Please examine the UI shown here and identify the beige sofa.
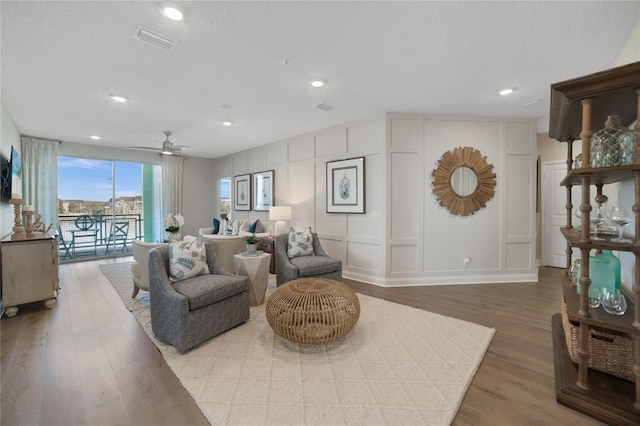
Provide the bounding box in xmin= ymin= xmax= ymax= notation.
xmin=198 ymin=227 xmax=270 ymax=273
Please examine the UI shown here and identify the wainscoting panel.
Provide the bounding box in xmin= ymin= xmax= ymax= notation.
xmin=390 ymin=244 xmax=418 ymax=273
xmin=348 ymin=119 xmax=385 ymax=154
xmin=232 ymin=153 xmax=248 ymax=174
xmin=266 ymin=143 xmax=288 ymax=167
xmin=391 ymin=152 xmax=418 ymax=240
xmin=390 ymin=118 xmax=419 ymax=151
xmin=315 ymin=129 xmax=346 ymax=158
xmin=288 ymin=162 xmax=315 ymax=229
xmin=288 ymin=136 xmax=314 ymax=162
xmin=248 ymin=148 xmax=267 ymax=172
xmin=506 ymin=153 xmax=534 ymax=238
xmin=346 ymin=240 xmax=383 ymax=272
xmin=506 ymin=241 xmax=533 ymax=270
xmin=506 ymin=121 xmax=535 ymax=155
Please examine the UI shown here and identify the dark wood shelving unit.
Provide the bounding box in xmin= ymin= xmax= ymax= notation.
xmin=550 ymin=61 xmax=640 ymax=423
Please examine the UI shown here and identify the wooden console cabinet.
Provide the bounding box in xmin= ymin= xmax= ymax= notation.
xmin=257 ymin=237 xmax=276 ymax=274
xmin=550 ymin=61 xmax=640 ymax=424
xmin=1 ymin=231 xmax=60 ymax=317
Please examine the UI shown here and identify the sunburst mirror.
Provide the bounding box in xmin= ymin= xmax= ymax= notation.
xmin=431 ymin=146 xmax=496 ymax=216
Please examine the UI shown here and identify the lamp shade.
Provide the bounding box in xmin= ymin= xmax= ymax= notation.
xmin=269 ymin=206 xmax=291 ymax=221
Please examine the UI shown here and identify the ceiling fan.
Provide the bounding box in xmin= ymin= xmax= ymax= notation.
xmin=127 ymin=131 xmax=189 ymax=156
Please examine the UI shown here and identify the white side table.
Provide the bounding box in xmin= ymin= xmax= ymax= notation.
xmin=233 ymin=252 xmax=271 ymax=306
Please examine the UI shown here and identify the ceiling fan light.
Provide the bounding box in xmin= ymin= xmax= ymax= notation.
xmin=161 ymin=149 xmax=173 ymax=155
xmin=90 ymin=135 xmax=101 ymax=140
xmin=310 ymin=79 xmax=326 ymax=88
xmin=161 ymin=3 xmax=184 ymax=21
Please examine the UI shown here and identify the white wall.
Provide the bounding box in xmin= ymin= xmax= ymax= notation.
xmin=1 ymin=100 xmax=22 ymax=239
xmin=387 ymin=115 xmax=537 ymax=286
xmin=213 ymin=113 xmax=537 ymax=286
xmin=212 ymin=117 xmax=387 ymax=283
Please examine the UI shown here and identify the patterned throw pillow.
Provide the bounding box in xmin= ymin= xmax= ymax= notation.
xmin=168 ymin=236 xmax=210 ymax=282
xmin=287 ymin=227 xmax=314 ymax=258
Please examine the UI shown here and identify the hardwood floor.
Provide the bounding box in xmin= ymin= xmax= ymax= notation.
xmin=1 ymin=260 xmax=603 ymax=425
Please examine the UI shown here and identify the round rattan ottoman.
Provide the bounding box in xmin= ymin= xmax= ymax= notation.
xmin=266 ymin=278 xmax=360 ymax=344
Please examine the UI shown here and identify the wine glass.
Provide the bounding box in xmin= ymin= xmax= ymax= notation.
xmin=601 ymin=288 xmax=627 ymax=315
xmin=589 ymin=206 xmax=605 ymax=241
xmin=609 ymin=206 xmax=632 ymax=243
xmin=588 ymin=285 xmax=601 ymax=308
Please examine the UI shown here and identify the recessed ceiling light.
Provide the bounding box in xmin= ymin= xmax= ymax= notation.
xmin=498 ymin=88 xmax=514 ymax=96
xmin=161 ymin=3 xmax=184 ymax=21
xmin=90 ymin=135 xmax=101 ymax=140
xmin=222 ymin=120 xmax=233 ymax=126
xmin=310 ymin=79 xmax=326 ymax=88
xmin=110 ymin=95 xmax=128 ymax=103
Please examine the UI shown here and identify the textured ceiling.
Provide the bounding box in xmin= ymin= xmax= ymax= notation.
xmin=2 ymin=1 xmax=640 ymax=159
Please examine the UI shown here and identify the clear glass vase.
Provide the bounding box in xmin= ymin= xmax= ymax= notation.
xmin=590 ymin=115 xmax=637 ymax=167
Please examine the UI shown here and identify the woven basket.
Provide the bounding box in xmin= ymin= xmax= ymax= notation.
xmin=560 ymin=296 xmax=634 ymax=382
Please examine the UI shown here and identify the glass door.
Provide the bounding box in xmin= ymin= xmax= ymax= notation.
xmin=57 ymin=156 xmax=161 ymax=261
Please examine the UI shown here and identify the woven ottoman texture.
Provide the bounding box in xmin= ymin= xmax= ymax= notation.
xmin=266 ymin=278 xmax=360 ymax=344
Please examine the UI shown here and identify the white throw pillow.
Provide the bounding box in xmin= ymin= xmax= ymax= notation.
xmin=287 ymin=227 xmax=314 ymax=258
xmin=168 ymin=236 xmax=210 ymax=282
xmin=232 ymin=220 xmax=241 ymax=236
xmin=239 ymin=220 xmax=251 ymax=232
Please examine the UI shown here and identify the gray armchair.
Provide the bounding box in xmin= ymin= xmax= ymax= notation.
xmin=275 ymin=232 xmax=342 ymax=286
xmin=148 ymin=241 xmax=250 ymax=353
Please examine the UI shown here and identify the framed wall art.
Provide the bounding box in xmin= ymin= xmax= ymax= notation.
xmin=253 ymin=170 xmax=274 ymax=211
xmin=326 ymin=157 xmax=365 ymax=213
xmin=233 ymin=174 xmax=251 ymax=211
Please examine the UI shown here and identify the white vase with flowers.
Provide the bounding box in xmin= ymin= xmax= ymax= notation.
xmin=164 ymin=213 xmax=185 ymax=241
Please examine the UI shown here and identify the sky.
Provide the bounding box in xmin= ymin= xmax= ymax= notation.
xmin=58 ymin=156 xmax=142 ymax=201
xmin=220 ymin=178 xmax=230 ymax=199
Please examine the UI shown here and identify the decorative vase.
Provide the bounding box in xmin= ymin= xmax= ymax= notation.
xmin=590 ymin=115 xmax=637 ymax=167
xmin=599 ymin=250 xmax=621 ymax=290
xmin=167 ymin=231 xmax=181 ymax=241
xmin=576 ymin=254 xmax=616 ymax=296
xmin=246 ymin=243 xmax=257 ymax=253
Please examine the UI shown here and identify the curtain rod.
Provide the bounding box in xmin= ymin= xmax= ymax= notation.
xmin=20 ymin=135 xmax=62 ymax=143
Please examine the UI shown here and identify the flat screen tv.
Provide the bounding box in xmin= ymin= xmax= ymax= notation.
xmin=10 ymin=145 xmax=22 ymax=199
xmin=1 ymin=145 xmax=22 ymax=201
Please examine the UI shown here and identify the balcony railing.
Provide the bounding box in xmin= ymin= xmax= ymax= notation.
xmin=58 ymin=213 xmax=143 ymax=261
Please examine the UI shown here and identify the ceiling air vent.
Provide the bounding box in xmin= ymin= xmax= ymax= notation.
xmin=133 ymin=26 xmax=176 ymax=50
xmin=315 ymin=103 xmax=334 ymax=112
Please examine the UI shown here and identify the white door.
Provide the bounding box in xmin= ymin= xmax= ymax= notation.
xmin=542 ymin=162 xmax=620 ymax=268
xmin=543 ymin=162 xmax=572 ymax=268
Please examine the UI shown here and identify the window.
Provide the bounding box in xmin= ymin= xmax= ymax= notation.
xmin=57 ymin=156 xmax=162 ymax=260
xmin=220 ymin=177 xmax=230 ymax=216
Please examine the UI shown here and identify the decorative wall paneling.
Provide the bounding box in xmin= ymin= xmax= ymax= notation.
xmin=214 ymin=113 xmax=536 ymax=286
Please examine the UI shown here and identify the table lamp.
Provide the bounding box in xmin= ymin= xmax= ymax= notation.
xmin=269 ymin=206 xmax=291 ymax=236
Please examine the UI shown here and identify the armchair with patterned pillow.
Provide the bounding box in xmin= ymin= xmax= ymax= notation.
xmin=274 ymin=228 xmax=342 ymax=286
xmin=148 ymin=237 xmax=249 ymax=353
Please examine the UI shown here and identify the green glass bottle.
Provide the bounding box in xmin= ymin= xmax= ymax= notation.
xmin=599 ymin=250 xmax=621 ymax=290
xmin=576 ymin=254 xmax=615 ymax=295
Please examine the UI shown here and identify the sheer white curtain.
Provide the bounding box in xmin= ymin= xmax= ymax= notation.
xmin=162 ymin=155 xmax=183 ymax=220
xmin=21 ymin=136 xmax=59 ymax=228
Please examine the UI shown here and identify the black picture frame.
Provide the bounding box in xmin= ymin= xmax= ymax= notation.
xmin=253 ymin=170 xmax=274 ymax=211
xmin=326 ymin=157 xmax=365 ymax=213
xmin=233 ymin=174 xmax=251 ymax=211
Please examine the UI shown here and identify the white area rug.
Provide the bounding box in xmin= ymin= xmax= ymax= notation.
xmin=100 ymin=262 xmax=495 ymax=425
